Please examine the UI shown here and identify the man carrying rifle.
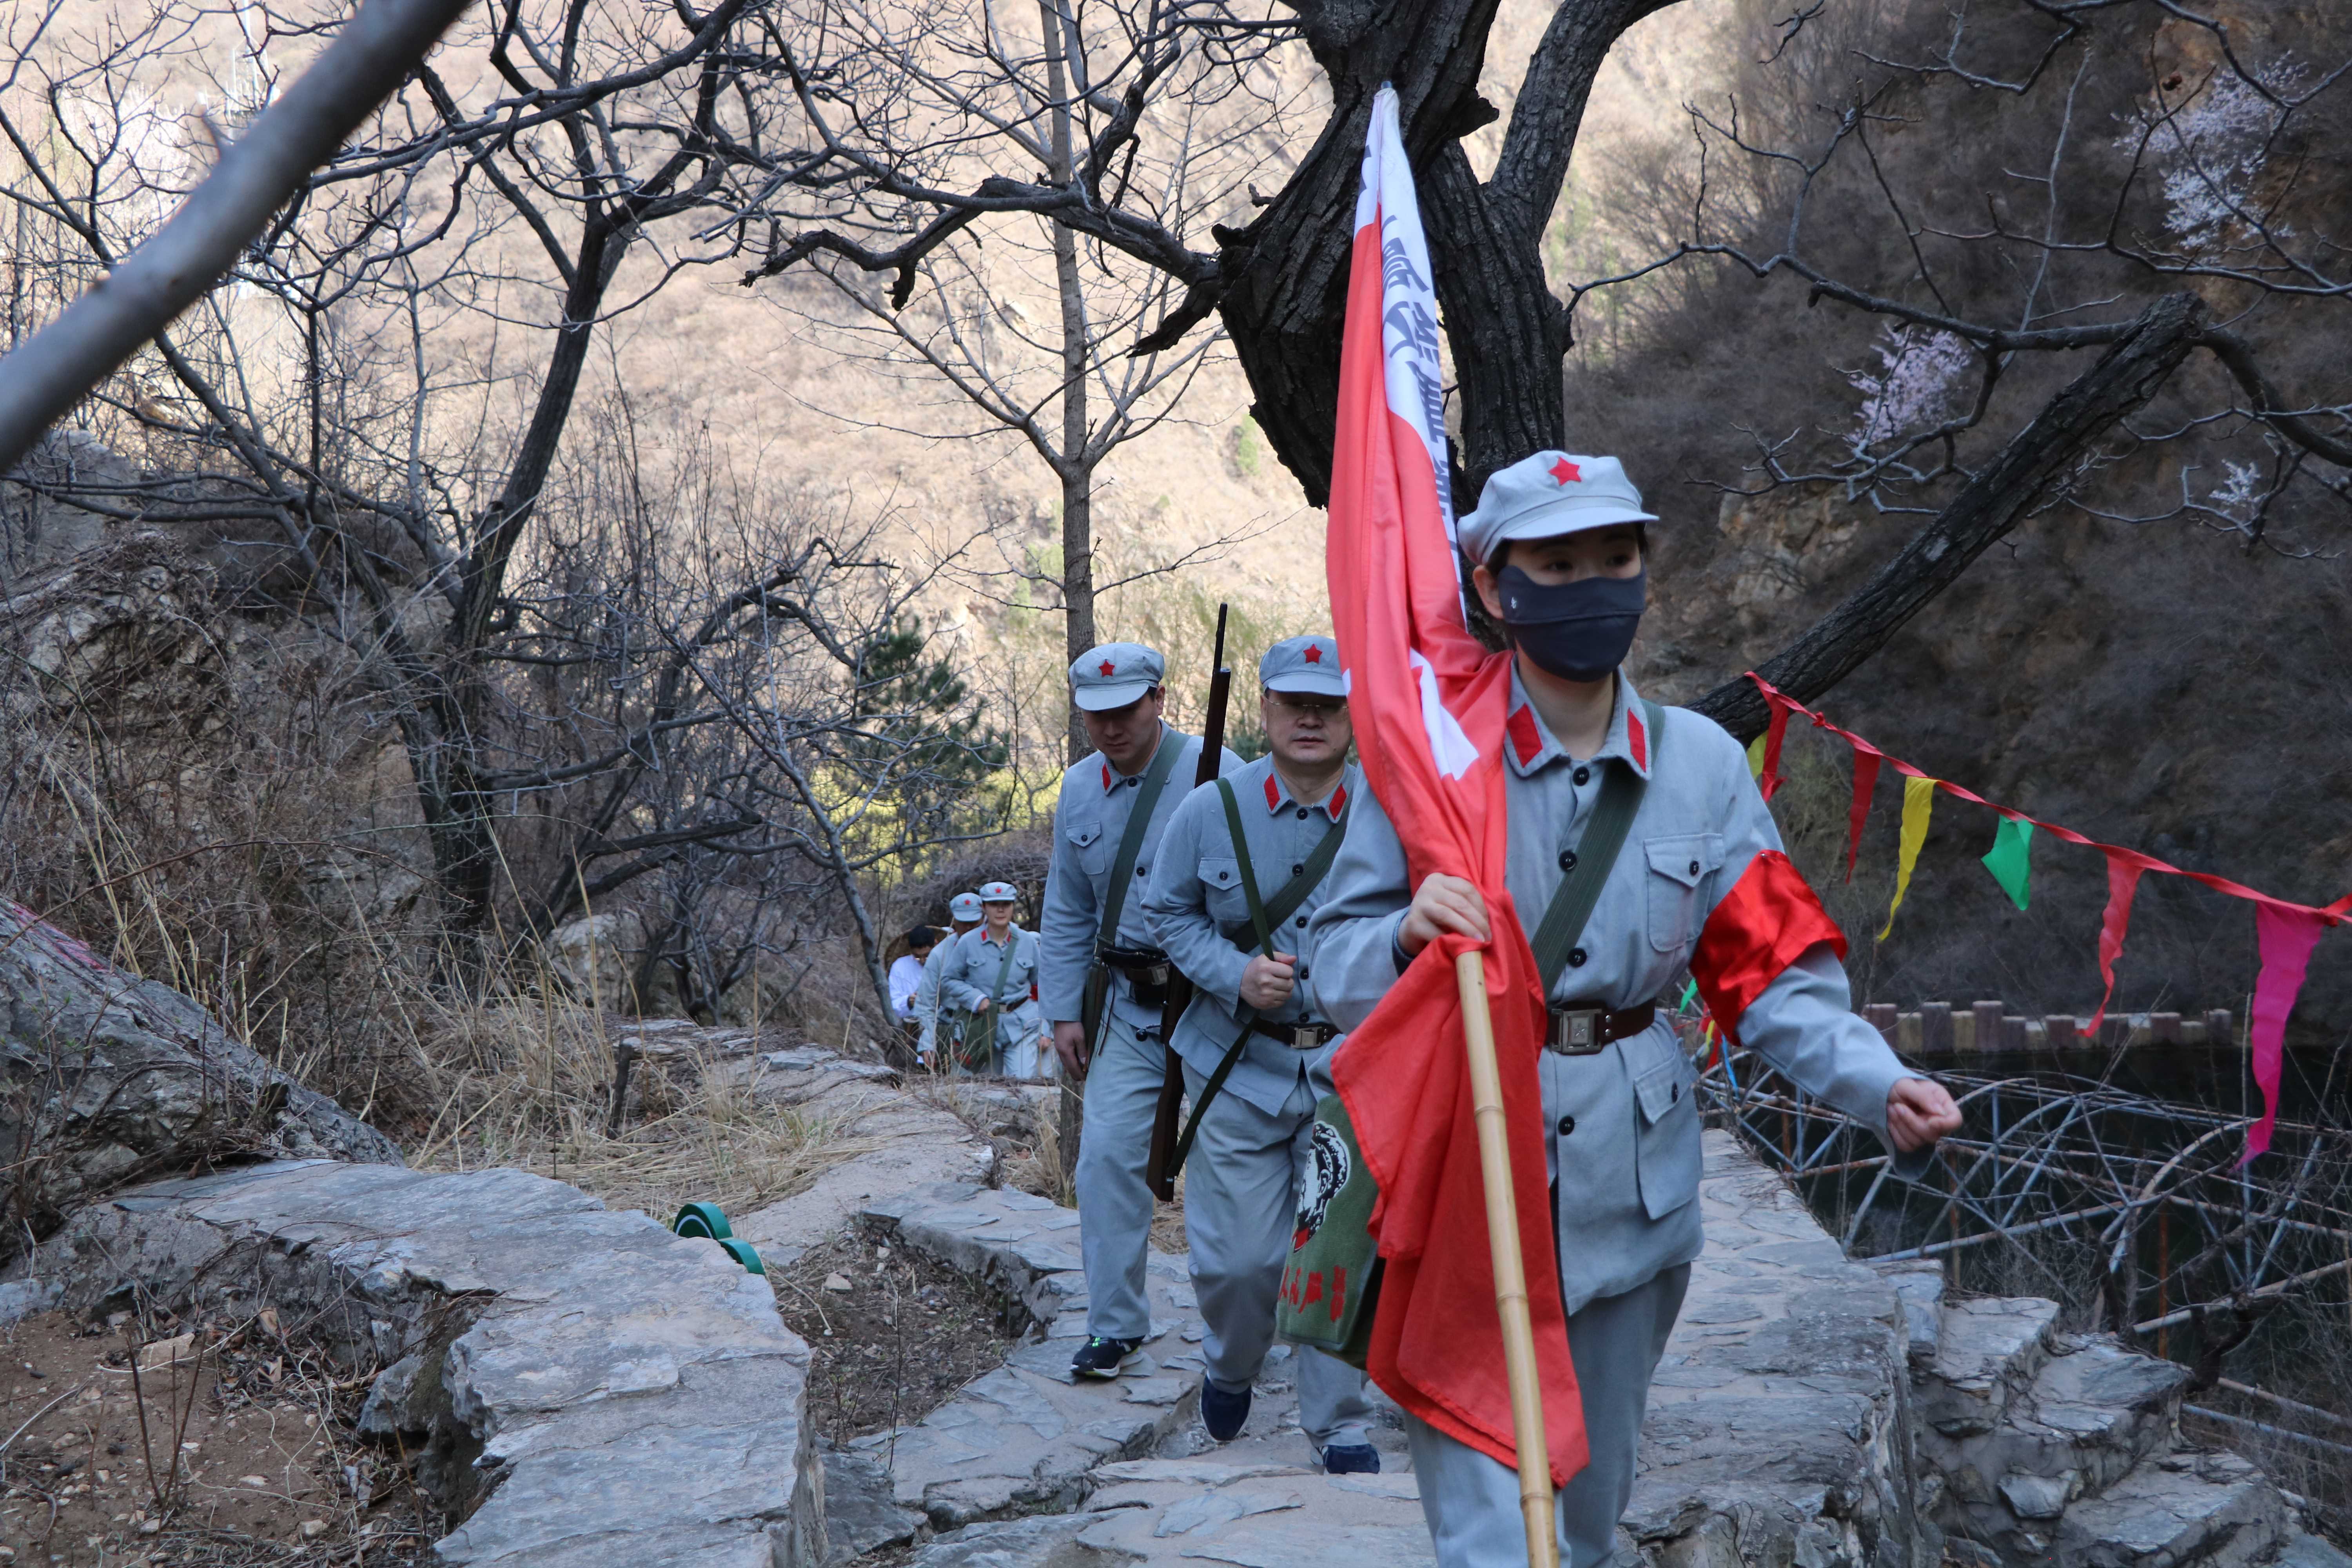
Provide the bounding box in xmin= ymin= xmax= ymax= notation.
xmin=1141 ymin=634 xmax=1377 ymax=1472
xmin=1041 ymin=642 xmax=1243 ymax=1380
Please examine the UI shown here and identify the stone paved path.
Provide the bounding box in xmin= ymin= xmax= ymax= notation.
xmin=855 ymin=1131 xmax=1920 ymax=1568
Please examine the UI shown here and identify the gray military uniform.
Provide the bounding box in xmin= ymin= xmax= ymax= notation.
xmin=939 ymin=925 xmax=1043 ymax=1075
xmin=1142 ymin=754 xmax=1373 ymax=1455
xmin=914 ymin=936 xmax=962 ymax=1059
xmin=1308 ymin=671 xmax=1920 ymax=1567
xmin=1040 ymin=722 xmax=1244 ymax=1343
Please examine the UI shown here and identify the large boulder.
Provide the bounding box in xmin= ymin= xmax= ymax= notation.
xmin=0 ymin=898 xmax=401 ymax=1238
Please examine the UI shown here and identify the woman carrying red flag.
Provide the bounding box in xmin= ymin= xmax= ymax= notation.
xmin=1307 ymin=448 xmax=1964 ymax=1568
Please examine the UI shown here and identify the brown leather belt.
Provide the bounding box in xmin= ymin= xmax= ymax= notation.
xmin=1545 ymin=1000 xmax=1659 ymax=1056
xmin=1250 ymin=1018 xmax=1339 ymax=1050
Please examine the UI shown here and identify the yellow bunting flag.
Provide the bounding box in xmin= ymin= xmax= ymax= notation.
xmin=1877 ymin=774 xmax=1939 ymax=940
xmin=1746 ymin=733 xmax=1767 ymax=779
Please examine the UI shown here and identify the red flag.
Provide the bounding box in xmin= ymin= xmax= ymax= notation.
xmin=1325 ymin=85 xmax=1586 ymax=1486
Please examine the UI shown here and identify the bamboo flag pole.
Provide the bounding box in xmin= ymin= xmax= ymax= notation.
xmin=1455 ymin=948 xmax=1558 ymax=1568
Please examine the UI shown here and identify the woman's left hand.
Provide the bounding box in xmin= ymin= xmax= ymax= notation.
xmin=1887 ymin=1077 xmax=1963 ymax=1152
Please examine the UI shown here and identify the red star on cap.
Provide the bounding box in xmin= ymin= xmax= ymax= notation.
xmin=1303 ymin=646 xmax=1322 ymax=663
xmin=1550 ymin=457 xmax=1583 ymax=485
xmin=1098 ymin=659 xmax=1117 ymax=677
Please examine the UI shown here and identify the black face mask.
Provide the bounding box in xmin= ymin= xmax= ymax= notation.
xmin=1493 ymin=566 xmax=1646 ymax=682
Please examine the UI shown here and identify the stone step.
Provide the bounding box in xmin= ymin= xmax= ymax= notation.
xmin=1918 ymin=1295 xmax=2063 ymax=1439
xmin=1925 ymin=1333 xmax=2193 ymax=1550
xmin=1869 ymin=1258 xmax=1947 ymax=1369
xmin=2047 ymin=1449 xmax=2287 ymax=1568
xmin=2277 ymin=1531 xmax=2352 ymax=1568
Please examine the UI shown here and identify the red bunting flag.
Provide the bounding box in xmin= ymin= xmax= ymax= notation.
xmin=2246 ymin=906 xmax=2326 ymax=1164
xmin=1844 ymin=750 xmax=1880 ymax=884
xmin=2086 ymin=854 xmax=2145 ymax=1042
xmin=1757 ymin=691 xmax=1793 ymax=803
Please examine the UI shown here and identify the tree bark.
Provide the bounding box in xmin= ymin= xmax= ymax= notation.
xmin=1688 ymin=292 xmax=2206 ymax=739
xmin=1040 ymin=0 xmax=1097 ymax=768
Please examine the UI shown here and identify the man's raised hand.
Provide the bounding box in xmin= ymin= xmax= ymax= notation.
xmin=1240 ymin=953 xmax=1297 ymax=1011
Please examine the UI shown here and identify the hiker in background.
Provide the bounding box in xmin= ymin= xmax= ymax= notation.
xmin=916 ymin=893 xmax=983 ymax=1071
xmin=1142 ymin=633 xmax=1377 ymax=1473
xmin=1307 ymin=451 xmax=1962 ymax=1568
xmin=940 ymin=881 xmax=1043 ymax=1076
xmin=890 ymin=926 xmax=937 ymax=1029
xmin=1040 ymin=642 xmax=1245 ymax=1380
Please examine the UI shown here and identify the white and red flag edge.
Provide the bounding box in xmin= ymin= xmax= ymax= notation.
xmin=1325 ymin=83 xmax=1590 ymax=1486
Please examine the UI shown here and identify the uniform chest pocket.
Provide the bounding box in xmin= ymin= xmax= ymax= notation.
xmin=1644 ymin=833 xmax=1722 ymax=954
xmin=1197 ymin=855 xmax=1249 ymax=921
xmin=1066 ymin=820 xmax=1108 ymax=878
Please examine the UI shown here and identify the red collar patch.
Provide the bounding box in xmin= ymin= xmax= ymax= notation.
xmin=1506 ymin=704 xmax=1544 ymax=769
xmin=1100 ymin=762 xmax=1112 ymax=791
xmin=1263 ymin=774 xmax=1282 ymax=812
xmin=1330 ymin=783 xmax=1348 ymax=817
xmin=1627 ymin=705 xmax=1649 ymax=773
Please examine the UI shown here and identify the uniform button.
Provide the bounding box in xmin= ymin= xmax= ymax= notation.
xmin=1556 ymin=1115 xmax=1576 ymax=1136
xmin=1567 ymin=947 xmax=1587 ymax=967
xmin=1572 ymin=766 xmax=1590 ymax=786
xmin=1688 ymin=859 xmax=1701 ymax=876
xmin=1557 ymin=849 xmax=1577 ymax=872
xmin=1292 ymin=863 xmax=1304 ymax=876
xmin=1297 ymin=807 xmax=1310 ymax=820
xmin=1295 ymin=915 xmax=1308 ymax=927
xmin=1136 ymin=865 xmax=1147 ymax=876
xmin=1128 ymin=775 xmax=1140 ymax=786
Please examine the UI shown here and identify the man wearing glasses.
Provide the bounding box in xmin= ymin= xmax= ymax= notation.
xmin=1142 ymin=634 xmax=1378 ymax=1474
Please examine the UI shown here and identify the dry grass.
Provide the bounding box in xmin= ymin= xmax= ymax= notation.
xmin=401 ymin=997 xmax=882 ymax=1226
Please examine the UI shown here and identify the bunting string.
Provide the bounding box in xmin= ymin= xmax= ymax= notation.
xmin=1743 ymin=672 xmax=2352 ymax=1165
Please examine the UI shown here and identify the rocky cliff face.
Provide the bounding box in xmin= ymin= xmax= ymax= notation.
xmin=0 ymin=898 xmax=403 ymax=1244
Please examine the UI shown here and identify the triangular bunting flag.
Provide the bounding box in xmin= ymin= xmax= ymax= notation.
xmin=1878 ymin=775 xmax=1938 ymax=940
xmin=2242 ymin=904 xmax=2325 ymax=1165
xmin=1845 ymin=749 xmax=1880 ymax=884
xmin=1981 ymin=817 xmax=2034 ymax=910
xmin=2084 ymin=854 xmax=2145 ymax=1040
xmin=1757 ymin=696 xmax=1793 ymax=802
xmin=1746 ymin=733 xmax=1766 ymax=780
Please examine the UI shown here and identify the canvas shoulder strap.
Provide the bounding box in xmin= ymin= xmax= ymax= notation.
xmin=1097 ymin=730 xmax=1185 ymax=946
xmin=1214 ymin=778 xmax=1348 ymax=958
xmin=1528 ymin=699 xmax=1666 ymax=993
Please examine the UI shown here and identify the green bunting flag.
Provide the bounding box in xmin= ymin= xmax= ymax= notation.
xmin=1982 ymin=816 xmax=2034 ymax=911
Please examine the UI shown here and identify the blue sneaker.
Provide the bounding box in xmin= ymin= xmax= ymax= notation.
xmin=1200 ymin=1380 xmax=1252 ymax=1441
xmin=1322 ymin=1443 xmax=1381 ymax=1474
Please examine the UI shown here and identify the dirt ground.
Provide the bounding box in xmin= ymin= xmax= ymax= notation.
xmin=769 ymin=1234 xmax=1018 ymax=1445
xmin=0 ymin=1312 xmax=435 ymax=1568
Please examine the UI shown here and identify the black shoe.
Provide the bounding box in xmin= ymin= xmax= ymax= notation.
xmin=1200 ymin=1380 xmax=1252 ymax=1441
xmin=1322 ymin=1442 xmax=1381 ymax=1474
xmin=1070 ymin=1336 xmax=1142 ymax=1379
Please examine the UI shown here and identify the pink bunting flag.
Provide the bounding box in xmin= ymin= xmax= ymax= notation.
xmin=1845 ymin=749 xmax=1881 ymax=884
xmin=2242 ymin=904 xmax=2326 ymax=1165
xmin=1757 ymin=690 xmax=1794 ymax=803
xmin=2083 ymin=853 xmax=2145 ymax=1042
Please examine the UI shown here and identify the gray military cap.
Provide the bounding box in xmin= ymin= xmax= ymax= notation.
xmin=1259 ymin=634 xmax=1344 ymax=698
xmin=1457 ymin=451 xmax=1657 ymax=566
xmin=1070 ymin=642 xmax=1165 ymax=712
xmin=949 ymin=891 xmax=984 ymax=921
xmin=976 ymin=880 xmax=1019 ymax=902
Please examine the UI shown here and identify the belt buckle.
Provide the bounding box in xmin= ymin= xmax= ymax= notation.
xmin=1289 ymin=1023 xmax=1332 ymax=1051
xmin=1548 ymin=1007 xmax=1607 ymax=1056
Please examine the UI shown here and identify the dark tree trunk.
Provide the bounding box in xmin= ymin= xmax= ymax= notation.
xmin=1216 ymin=0 xmax=1676 ymax=510
xmin=1688 ymin=293 xmax=2205 ymax=739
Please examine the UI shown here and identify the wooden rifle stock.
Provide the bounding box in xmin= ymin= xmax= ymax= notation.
xmin=1146 ymin=605 xmax=1230 ymax=1200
